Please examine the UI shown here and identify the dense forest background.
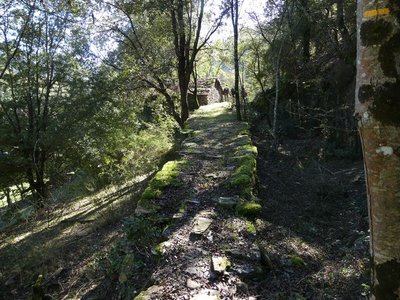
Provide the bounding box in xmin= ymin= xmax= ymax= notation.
xmin=0 ymin=0 xmax=359 ymax=209
xmin=0 ymin=0 xmax=371 ymax=299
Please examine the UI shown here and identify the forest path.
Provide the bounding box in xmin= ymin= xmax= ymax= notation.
xmin=133 ymin=102 xmax=264 ymax=299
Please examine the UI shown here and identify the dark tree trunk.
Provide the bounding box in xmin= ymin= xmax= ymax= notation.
xmin=192 ymin=64 xmax=200 ymax=110
xmin=302 ymin=26 xmax=310 ymax=62
xmin=4 ymin=188 xmax=13 ymax=208
xmin=300 ymin=0 xmax=310 ymax=63
xmin=337 ymin=0 xmax=350 ymax=47
xmin=231 ymin=0 xmax=241 ymax=121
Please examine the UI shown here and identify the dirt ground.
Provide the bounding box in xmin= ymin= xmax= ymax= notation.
xmin=0 ymin=176 xmax=150 ymax=299
xmin=252 ymin=129 xmax=370 ymax=299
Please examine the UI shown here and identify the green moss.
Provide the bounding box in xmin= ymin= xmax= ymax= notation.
xmin=230 ymin=174 xmax=252 ymax=187
xmin=230 ymin=150 xmax=256 ymax=198
xmin=231 ymin=232 xmax=239 ymax=240
xmin=239 ymin=128 xmax=250 ymax=135
xmin=246 ymin=221 xmax=257 ymax=235
xmin=237 ymin=201 xmax=262 ymax=218
xmin=140 ymin=160 xmax=187 ymax=201
xmin=154 ymin=242 xmax=165 ymax=256
xmin=235 ymin=145 xmax=258 ymax=156
xmin=289 ymin=255 xmax=305 ymax=266
xmin=141 ymin=187 xmax=161 ymax=200
xmin=178 ymin=202 xmax=187 ymax=213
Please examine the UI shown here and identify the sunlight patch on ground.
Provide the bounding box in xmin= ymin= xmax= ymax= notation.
xmin=192 ymin=102 xmax=232 ymax=116
xmin=0 ymin=174 xmax=148 ymax=249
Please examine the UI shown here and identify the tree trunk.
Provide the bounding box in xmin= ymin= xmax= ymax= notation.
xmin=179 ymin=79 xmax=189 ymax=123
xmin=356 ymin=1 xmax=400 ymax=299
xmin=272 ymin=42 xmax=283 ymax=139
xmin=231 ymin=0 xmax=241 ymax=121
xmin=192 ymin=64 xmax=200 ymax=110
xmin=300 ymin=0 xmax=310 ymax=63
xmin=337 ymin=0 xmax=350 ymax=47
xmin=3 ymin=188 xmax=13 ymax=208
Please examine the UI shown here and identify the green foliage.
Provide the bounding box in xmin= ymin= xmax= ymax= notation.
xmin=245 ymin=0 xmax=359 ymax=154
xmin=124 ymin=216 xmax=161 ymax=246
xmin=237 ymin=201 xmax=262 ymax=218
xmin=140 ymin=159 xmax=187 ymax=201
xmin=246 ymin=221 xmax=257 ymax=235
xmin=289 ymin=255 xmax=305 ymax=266
xmin=230 ymin=151 xmax=256 ymax=198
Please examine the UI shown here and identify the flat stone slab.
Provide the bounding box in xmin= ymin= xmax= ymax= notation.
xmin=134 ymin=285 xmax=163 ymax=300
xmin=185 ymin=266 xmax=206 ymax=278
xmin=182 ymin=142 xmax=201 ymax=148
xmin=232 ymin=263 xmax=264 ymax=279
xmin=211 ymin=256 xmax=230 ymax=273
xmin=205 ymin=171 xmax=230 ymax=179
xmin=191 ymin=289 xmax=220 ymax=300
xmin=192 ymin=217 xmax=213 ymax=235
xmin=186 ymin=278 xmax=201 ymax=289
xmin=215 ymin=196 xmax=240 ymax=208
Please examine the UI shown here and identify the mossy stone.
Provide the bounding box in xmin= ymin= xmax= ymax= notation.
xmin=141 ymin=187 xmax=161 ymax=200
xmin=230 ymin=174 xmax=252 ymax=187
xmin=237 ymin=201 xmax=262 ymax=218
xmin=140 ymin=159 xmax=187 ymax=201
xmin=246 ymin=221 xmax=257 ymax=235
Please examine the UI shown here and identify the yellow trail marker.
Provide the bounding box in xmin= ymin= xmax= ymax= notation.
xmin=364 ymin=8 xmax=390 ymax=17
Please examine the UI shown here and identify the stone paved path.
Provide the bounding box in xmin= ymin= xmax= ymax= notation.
xmin=134 ymin=103 xmax=264 ymax=300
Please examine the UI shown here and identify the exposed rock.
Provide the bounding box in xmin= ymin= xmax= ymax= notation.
xmin=185 ymin=267 xmax=205 ymax=278
xmin=191 ymin=289 xmax=220 ymax=300
xmin=236 ymin=149 xmax=256 ymax=156
xmin=183 ymin=142 xmax=200 ymax=148
xmin=205 ymin=171 xmax=230 ymax=179
xmin=215 ymin=196 xmax=240 ymax=208
xmin=228 ymin=136 xmax=252 ymax=147
xmin=153 ymin=241 xmax=172 ymax=256
xmin=173 ymin=212 xmax=184 ymax=219
xmin=186 ymin=198 xmax=201 ymax=205
xmin=225 ymin=246 xmax=260 ymax=261
xmin=211 ymin=256 xmax=230 ymax=273
xmin=186 ymin=278 xmax=201 ymax=289
xmin=192 ymin=217 xmax=213 ymax=235
xmin=233 ymin=263 xmax=264 ymax=279
xmin=134 ymin=285 xmax=163 ymax=300
xmin=258 ymin=243 xmax=273 ymax=269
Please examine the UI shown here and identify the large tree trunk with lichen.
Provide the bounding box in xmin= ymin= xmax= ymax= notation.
xmin=356 ymin=1 xmax=400 ymax=299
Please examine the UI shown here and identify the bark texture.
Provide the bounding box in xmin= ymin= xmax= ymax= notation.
xmin=356 ymin=1 xmax=400 ymax=299
xmin=231 ymin=0 xmax=241 ymax=121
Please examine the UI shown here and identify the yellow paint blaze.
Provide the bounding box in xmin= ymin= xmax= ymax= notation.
xmin=363 ymin=8 xmax=390 ymax=17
